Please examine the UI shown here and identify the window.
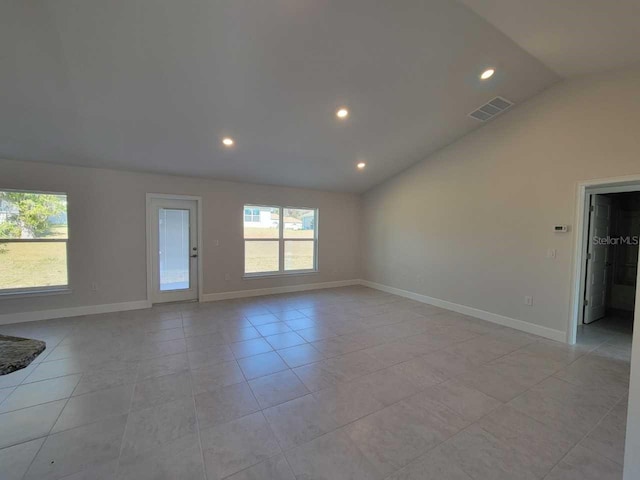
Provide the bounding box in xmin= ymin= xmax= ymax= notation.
xmin=0 ymin=190 xmax=69 ymax=294
xmin=243 ymin=205 xmax=317 ymax=275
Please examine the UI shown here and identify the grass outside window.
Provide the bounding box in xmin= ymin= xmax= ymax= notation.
xmin=0 ymin=191 xmax=69 ymax=293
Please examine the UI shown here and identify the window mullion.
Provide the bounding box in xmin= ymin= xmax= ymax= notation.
xmin=279 ymin=207 xmax=284 ymax=272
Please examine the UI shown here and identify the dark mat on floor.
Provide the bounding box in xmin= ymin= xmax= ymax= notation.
xmin=0 ymin=334 xmax=46 ymax=375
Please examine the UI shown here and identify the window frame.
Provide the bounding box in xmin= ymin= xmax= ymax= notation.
xmin=0 ymin=188 xmax=71 ymax=297
xmin=243 ymin=204 xmax=318 ymax=278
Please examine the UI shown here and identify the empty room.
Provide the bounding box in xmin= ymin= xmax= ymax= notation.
xmin=1 ymin=1 xmax=639 ymax=479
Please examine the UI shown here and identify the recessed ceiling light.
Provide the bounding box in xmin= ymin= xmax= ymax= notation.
xmin=222 ymin=137 xmax=234 ymax=147
xmin=357 ymin=162 xmax=366 ymax=169
xmin=336 ymin=108 xmax=349 ymax=119
xmin=480 ymin=68 xmax=495 ymax=80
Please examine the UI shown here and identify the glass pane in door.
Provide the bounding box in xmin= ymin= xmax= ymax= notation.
xmin=159 ymin=208 xmax=190 ymax=291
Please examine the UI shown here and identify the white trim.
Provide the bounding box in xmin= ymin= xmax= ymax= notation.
xmin=0 ymin=280 xmax=359 ymax=324
xmin=146 ymin=193 xmax=203 ymax=305
xmin=623 ymin=261 xmax=640 ymax=479
xmin=0 ymin=300 xmax=151 ymax=326
xmin=201 ymin=279 xmax=360 ymax=302
xmin=0 ymin=287 xmax=72 ymax=300
xmin=568 ymin=174 xmax=640 ymax=344
xmin=360 ymin=280 xmax=566 ymax=342
xmin=243 ymin=271 xmax=318 ymax=280
xmin=587 ymin=184 xmax=640 ymax=195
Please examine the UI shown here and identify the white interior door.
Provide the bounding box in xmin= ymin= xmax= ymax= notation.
xmin=150 ymin=198 xmax=198 ymax=303
xmin=584 ymin=194 xmax=612 ymax=324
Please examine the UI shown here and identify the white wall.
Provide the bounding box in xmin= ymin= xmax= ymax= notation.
xmin=361 ymin=64 xmax=640 ymax=339
xmin=0 ymin=160 xmax=360 ymax=318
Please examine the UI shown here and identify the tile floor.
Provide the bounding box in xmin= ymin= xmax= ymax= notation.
xmin=0 ymin=286 xmax=632 ymax=480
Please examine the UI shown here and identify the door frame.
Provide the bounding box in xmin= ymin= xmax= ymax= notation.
xmin=146 ymin=193 xmax=203 ymax=304
xmin=625 ymin=270 xmax=640 ymax=478
xmin=568 ymin=174 xmax=640 ymax=344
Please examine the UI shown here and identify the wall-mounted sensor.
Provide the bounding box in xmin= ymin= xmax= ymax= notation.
xmin=553 ymin=225 xmax=568 ymax=233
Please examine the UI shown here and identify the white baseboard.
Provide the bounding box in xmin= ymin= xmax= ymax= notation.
xmin=201 ymin=279 xmax=361 ymax=302
xmin=0 ymin=280 xmax=360 ymax=325
xmin=0 ymin=279 xmax=566 ymax=344
xmin=360 ymin=280 xmax=567 ymax=343
xmin=0 ymin=300 xmax=151 ymax=326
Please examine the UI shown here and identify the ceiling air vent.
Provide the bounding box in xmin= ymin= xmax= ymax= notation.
xmin=468 ymin=96 xmax=514 ymax=122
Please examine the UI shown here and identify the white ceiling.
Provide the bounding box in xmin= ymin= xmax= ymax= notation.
xmin=1 ymin=1 xmax=562 ymax=192
xmin=460 ymin=0 xmax=640 ymax=78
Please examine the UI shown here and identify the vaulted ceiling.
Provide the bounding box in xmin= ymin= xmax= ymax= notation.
xmin=0 ymin=1 xmax=636 ymax=192
xmin=460 ymin=0 xmax=640 ymax=78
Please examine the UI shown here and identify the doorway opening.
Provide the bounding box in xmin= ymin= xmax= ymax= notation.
xmin=146 ymin=194 xmax=203 ymax=304
xmin=570 ymin=176 xmax=640 ymax=345
xmin=579 ymin=191 xmax=639 ymax=343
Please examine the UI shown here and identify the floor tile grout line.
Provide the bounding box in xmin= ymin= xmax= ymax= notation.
xmin=398 ymin=366 xmax=613 ymax=480
xmin=275 ymin=315 xmax=627 ymax=476
xmin=2 ymin=322 xmax=616 ymax=394
xmin=539 ymin=390 xmax=627 ymax=478
xmin=112 ymin=362 xmax=140 ymax=476
xmin=179 ymin=313 xmax=210 ymax=480
xmin=265 ymin=376 xmax=473 ymax=480
xmin=494 ymin=359 xmax=628 ymax=477
xmin=17 ymin=330 xmax=74 ymax=387
xmin=501 ymin=357 xmax=624 ymax=427
xmin=11 ymin=303 xmax=485 ymax=392
xmin=451 ymin=342 xmax=580 ymax=405
xmin=18 ymin=377 xmax=81 ymax=480
xmin=576 ymin=386 xmax=628 ymax=455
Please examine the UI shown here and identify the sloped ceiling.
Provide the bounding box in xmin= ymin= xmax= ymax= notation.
xmin=1 ymin=0 xmax=560 ymax=192
xmin=460 ymin=0 xmax=640 ymax=78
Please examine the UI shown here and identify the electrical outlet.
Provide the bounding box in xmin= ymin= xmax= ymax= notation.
xmin=524 ymin=296 xmax=533 ymax=306
xmin=224 ymin=273 xmax=230 ymax=281
xmin=546 ymin=249 xmax=557 ymax=259
xmin=91 ymin=282 xmax=98 ymax=292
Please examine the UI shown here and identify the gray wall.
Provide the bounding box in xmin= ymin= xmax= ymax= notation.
xmin=361 ymin=64 xmax=640 ymax=337
xmin=0 ymin=160 xmax=361 ymax=315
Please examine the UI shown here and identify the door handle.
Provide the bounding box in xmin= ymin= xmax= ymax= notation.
xmin=190 ymin=254 xmax=198 ymax=258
